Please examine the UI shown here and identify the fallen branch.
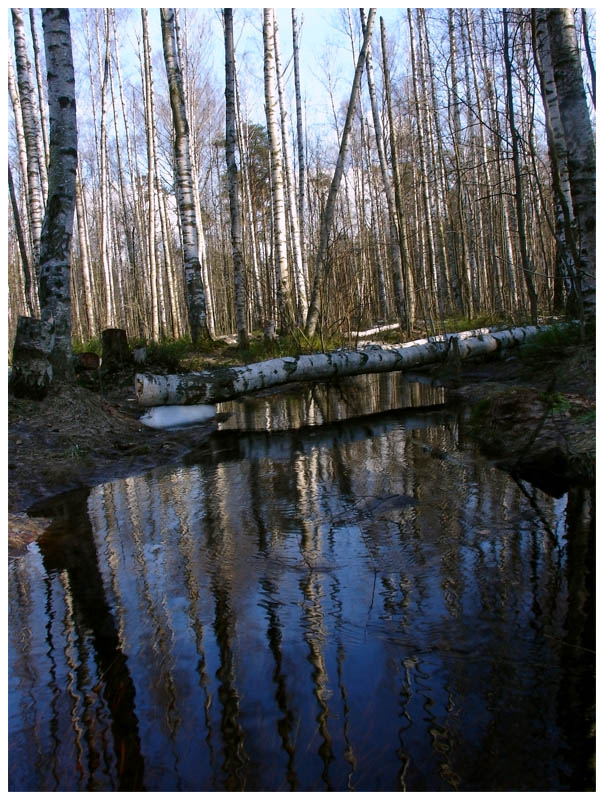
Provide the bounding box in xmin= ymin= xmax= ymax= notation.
xmin=135 ymin=325 xmax=544 ymax=407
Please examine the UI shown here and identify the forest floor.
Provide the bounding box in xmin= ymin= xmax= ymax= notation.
xmin=8 ymin=333 xmax=595 ymax=552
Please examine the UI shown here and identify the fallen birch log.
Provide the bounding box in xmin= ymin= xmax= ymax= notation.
xmin=135 ymin=325 xmax=544 ymax=407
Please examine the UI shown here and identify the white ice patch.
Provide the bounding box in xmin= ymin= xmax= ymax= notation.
xmin=139 ymin=404 xmax=217 ymax=430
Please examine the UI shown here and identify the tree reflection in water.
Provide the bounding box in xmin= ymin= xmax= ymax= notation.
xmin=8 ymin=378 xmax=595 ymax=791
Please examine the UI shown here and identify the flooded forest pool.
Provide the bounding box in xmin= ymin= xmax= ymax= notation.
xmin=9 ymin=373 xmax=595 ymax=791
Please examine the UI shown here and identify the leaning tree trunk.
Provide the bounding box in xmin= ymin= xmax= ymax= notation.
xmin=160 ymin=7 xmax=211 ymax=344
xmin=136 ymin=325 xmax=545 ymax=406
xmin=10 ymin=8 xmax=78 ymax=399
xmin=305 ymin=8 xmax=376 ymax=338
xmin=223 ymin=8 xmax=249 ymax=349
xmin=360 ymin=8 xmax=406 ymax=330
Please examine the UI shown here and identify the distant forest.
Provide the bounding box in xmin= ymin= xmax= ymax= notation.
xmin=8 ymin=8 xmax=596 ymax=351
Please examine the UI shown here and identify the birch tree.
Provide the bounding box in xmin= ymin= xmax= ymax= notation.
xmin=161 ymin=7 xmax=212 ymax=344
xmin=305 ymin=8 xmax=376 ymax=338
xmin=263 ymin=8 xmax=295 ymax=333
xmin=360 ymin=8 xmax=406 ymax=330
xmin=36 ymin=7 xmax=77 ymax=376
xmin=291 ymin=10 xmax=309 ymax=307
xmin=546 ymin=8 xmax=596 ymax=317
xmin=223 ymin=8 xmax=249 ymax=348
xmin=273 ymin=13 xmax=307 ymax=324
xmin=11 ymin=8 xmax=46 ymax=271
xmin=10 ymin=8 xmax=77 ymax=397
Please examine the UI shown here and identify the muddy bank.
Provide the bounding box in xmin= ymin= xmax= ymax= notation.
xmin=435 ymin=342 xmax=595 ymax=496
xmin=8 ymin=383 xmax=217 ymax=516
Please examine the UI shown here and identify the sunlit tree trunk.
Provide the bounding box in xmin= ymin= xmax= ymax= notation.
xmin=161 ymin=7 xmax=212 ymax=344
xmin=28 ymin=9 xmax=49 ymax=193
xmin=11 ymin=8 xmax=45 ymax=271
xmin=8 ymin=55 xmax=30 ymax=220
xmin=291 ymin=9 xmax=309 ymax=307
xmin=176 ymin=9 xmax=216 ymax=338
xmin=137 ymin=325 xmax=545 ymax=406
xmin=263 ymin=8 xmax=295 ymax=333
xmin=11 ymin=7 xmax=78 ymax=398
xmin=74 ymin=169 xmax=96 ymax=337
xmin=38 ymin=8 xmax=77 ymax=374
xmin=223 ymin=8 xmax=249 ymax=348
xmin=141 ymin=9 xmax=161 ymax=340
xmin=235 ymin=74 xmax=265 ymax=325
xmin=273 ymin=13 xmax=307 ymax=325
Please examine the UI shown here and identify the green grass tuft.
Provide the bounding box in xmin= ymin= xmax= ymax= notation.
xmin=72 ymin=337 xmax=102 ymax=355
xmin=518 ymin=322 xmax=583 ymax=360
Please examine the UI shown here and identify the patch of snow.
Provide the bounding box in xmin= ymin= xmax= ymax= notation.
xmin=139 ymin=404 xmax=217 ymax=430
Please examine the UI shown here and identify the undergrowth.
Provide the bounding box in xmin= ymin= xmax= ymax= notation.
xmin=518 ymin=321 xmax=586 ymax=361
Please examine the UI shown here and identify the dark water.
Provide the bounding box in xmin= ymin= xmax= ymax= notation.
xmin=8 ymin=375 xmax=595 ymax=791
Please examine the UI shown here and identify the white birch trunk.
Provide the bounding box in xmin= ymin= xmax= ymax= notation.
xmin=136 ymin=325 xmax=545 ymax=406
xmin=223 ymin=8 xmax=249 ymax=348
xmin=263 ymin=8 xmax=294 ymax=333
xmin=11 ymin=8 xmax=45 ymax=270
xmin=273 ymin=12 xmax=307 ymax=324
xmin=141 ymin=9 xmax=161 ymax=340
xmin=291 ymin=10 xmax=309 ymax=303
xmin=37 ymin=8 xmax=77 ymax=378
xmin=8 ymin=56 xmax=30 ymax=215
xmin=160 ymin=7 xmax=211 ymax=344
xmin=75 ymin=169 xmax=96 ymax=336
xmin=235 ymin=67 xmax=265 ymax=323
xmin=28 ymin=9 xmax=49 ymax=196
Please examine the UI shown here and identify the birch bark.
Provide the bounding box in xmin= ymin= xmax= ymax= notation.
xmin=223 ymin=8 xmax=249 ymax=348
xmin=161 ymin=7 xmax=212 ymax=344
xmin=546 ymin=8 xmax=596 ymax=317
xmin=273 ymin=13 xmax=307 ymax=324
xmin=10 ymin=5 xmax=80 ymax=397
xmin=263 ymin=8 xmax=295 ymax=333
xmin=136 ymin=326 xmax=545 ymax=406
xmin=11 ymin=8 xmax=45 ymax=271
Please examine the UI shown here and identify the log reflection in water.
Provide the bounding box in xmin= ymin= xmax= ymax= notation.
xmin=217 ymin=372 xmax=445 ymax=432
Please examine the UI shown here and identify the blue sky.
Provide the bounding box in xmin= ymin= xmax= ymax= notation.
xmin=141 ymin=7 xmax=407 ymax=140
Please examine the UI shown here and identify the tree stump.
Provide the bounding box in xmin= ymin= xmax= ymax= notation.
xmin=9 ymin=316 xmax=55 ymax=400
xmin=263 ymin=319 xmax=277 ymax=342
xmin=101 ymin=328 xmax=131 ymax=373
